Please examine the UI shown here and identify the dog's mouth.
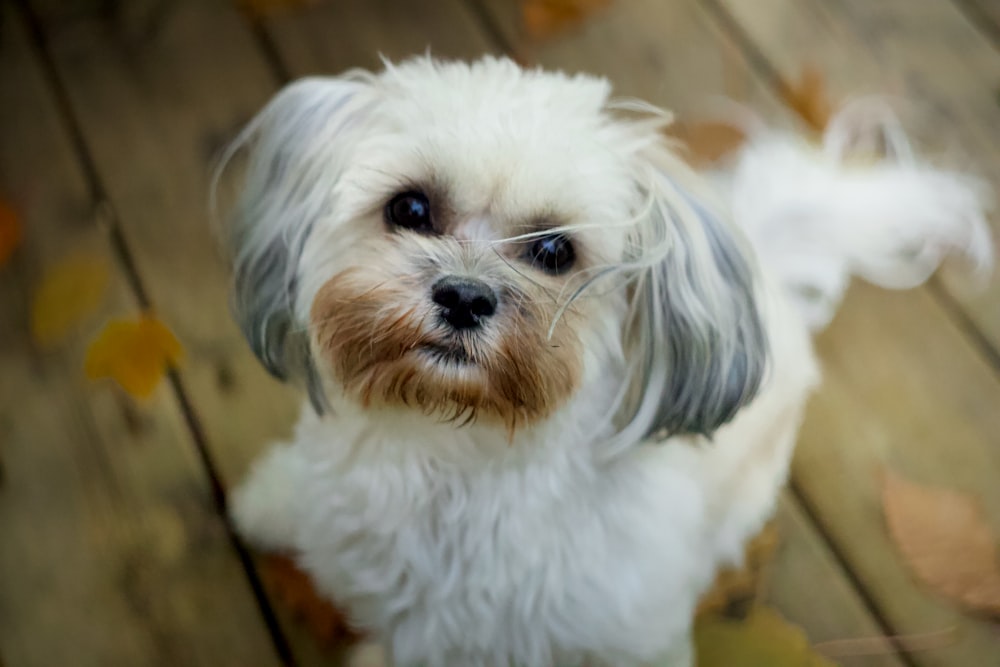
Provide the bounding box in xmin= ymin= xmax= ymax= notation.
xmin=419 ymin=341 xmax=474 ymax=366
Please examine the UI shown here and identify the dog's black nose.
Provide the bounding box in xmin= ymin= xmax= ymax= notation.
xmin=432 ymin=276 xmax=497 ymax=330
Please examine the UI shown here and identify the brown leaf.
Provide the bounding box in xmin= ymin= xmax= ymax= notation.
xmin=882 ymin=469 xmax=1000 ymax=617
xmin=262 ymin=554 xmax=365 ymax=647
xmin=30 ymin=254 xmax=110 ymax=346
xmin=668 ymin=120 xmax=747 ymax=169
xmin=0 ymin=198 xmax=23 ymax=267
xmin=522 ymin=0 xmax=612 ymax=42
xmin=781 ymin=64 xmax=833 ymax=133
xmin=697 ymin=521 xmax=779 ymax=617
xmin=694 ymin=607 xmax=836 ymax=667
xmin=84 ymin=314 xmax=183 ymax=399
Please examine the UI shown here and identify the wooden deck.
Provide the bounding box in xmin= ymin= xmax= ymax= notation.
xmin=1 ymin=0 xmax=998 ymax=665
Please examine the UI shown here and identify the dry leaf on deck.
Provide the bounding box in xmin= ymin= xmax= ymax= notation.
xmin=694 ymin=607 xmax=835 ymax=667
xmin=30 ymin=254 xmax=110 ymax=346
xmin=0 ymin=198 xmax=22 ymax=267
xmin=781 ymin=64 xmax=833 ymax=133
xmin=84 ymin=314 xmax=182 ymax=399
xmin=882 ymin=469 xmax=1000 ymax=617
xmin=522 ymin=0 xmax=612 ymax=41
xmin=668 ymin=120 xmax=747 ymax=169
xmin=697 ymin=521 xmax=779 ymax=617
xmin=262 ymin=554 xmax=365 ymax=647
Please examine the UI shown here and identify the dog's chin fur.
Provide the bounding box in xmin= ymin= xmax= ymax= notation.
xmin=224 ymin=56 xmax=991 ymax=667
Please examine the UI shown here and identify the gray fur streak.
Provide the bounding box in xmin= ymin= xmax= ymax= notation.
xmin=223 ymin=76 xmax=375 ymax=413
xmin=627 ymin=171 xmax=769 ymax=440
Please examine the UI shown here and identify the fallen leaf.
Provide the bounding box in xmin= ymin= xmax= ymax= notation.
xmin=668 ymin=120 xmax=747 ymax=169
xmin=0 ymin=198 xmax=23 ymax=267
xmin=694 ymin=607 xmax=836 ymax=667
xmin=882 ymin=469 xmax=1000 ymax=617
xmin=697 ymin=521 xmax=779 ymax=617
xmin=30 ymin=254 xmax=110 ymax=346
xmin=84 ymin=314 xmax=182 ymax=398
xmin=262 ymin=553 xmax=365 ymax=647
xmin=781 ymin=64 xmax=833 ymax=133
xmin=522 ymin=0 xmax=611 ymax=41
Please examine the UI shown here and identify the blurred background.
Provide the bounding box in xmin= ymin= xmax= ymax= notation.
xmin=1 ymin=0 xmax=998 ymax=665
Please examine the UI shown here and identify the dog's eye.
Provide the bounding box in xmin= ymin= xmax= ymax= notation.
xmin=528 ymin=233 xmax=575 ymax=274
xmin=386 ymin=191 xmax=432 ymax=231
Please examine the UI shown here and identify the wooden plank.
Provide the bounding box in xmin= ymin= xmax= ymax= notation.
xmin=395 ymin=0 xmax=904 ymax=660
xmin=711 ymin=0 xmax=1000 ymax=368
xmin=20 ymin=0 xmax=319 ymax=661
xmin=0 ymin=5 xmax=280 ymax=666
xmin=27 ymin=0 xmax=298 ymax=499
xmin=476 ymin=0 xmax=779 ymax=116
xmin=702 ymin=2 xmax=1000 ymax=663
xmin=768 ymin=500 xmax=902 ymax=667
xmin=794 ymin=283 xmax=1000 ymax=666
xmin=264 ymin=0 xmax=497 ymax=74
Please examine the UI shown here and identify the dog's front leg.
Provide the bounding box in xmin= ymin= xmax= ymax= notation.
xmin=229 ymin=443 xmax=308 ymax=552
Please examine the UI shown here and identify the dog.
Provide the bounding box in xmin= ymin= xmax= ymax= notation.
xmin=222 ymin=56 xmax=991 ymax=667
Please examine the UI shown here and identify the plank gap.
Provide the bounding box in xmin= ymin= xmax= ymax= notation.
xmin=787 ymin=478 xmax=920 ymax=666
xmin=14 ymin=2 xmax=299 ymax=663
xmin=244 ymin=13 xmax=294 ymax=84
xmin=465 ymin=0 xmax=519 ymax=56
xmin=12 ymin=0 xmax=151 ymax=308
xmin=165 ymin=367 xmax=299 ymax=667
xmin=945 ymin=0 xmax=1000 ymax=50
xmin=698 ymin=0 xmax=785 ymax=92
xmin=925 ymin=278 xmax=1000 ymax=376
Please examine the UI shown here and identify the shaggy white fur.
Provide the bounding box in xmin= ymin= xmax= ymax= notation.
xmin=225 ymin=57 xmax=990 ymax=667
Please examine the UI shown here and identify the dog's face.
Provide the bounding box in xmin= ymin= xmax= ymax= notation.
xmin=225 ymin=57 xmax=767 ymax=443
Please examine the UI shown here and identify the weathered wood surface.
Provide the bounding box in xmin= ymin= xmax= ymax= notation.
xmin=0 ymin=4 xmax=280 ymax=666
xmin=795 ymin=283 xmax=1000 ymax=666
xmin=711 ymin=0 xmax=1000 ymax=360
xmin=6 ymin=0 xmax=1000 ymax=664
xmin=704 ymin=2 xmax=1000 ymax=663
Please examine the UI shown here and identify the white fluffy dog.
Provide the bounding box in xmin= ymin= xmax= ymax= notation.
xmin=223 ymin=56 xmax=991 ymax=667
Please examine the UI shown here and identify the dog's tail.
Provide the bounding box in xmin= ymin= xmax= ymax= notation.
xmin=725 ymin=99 xmax=993 ymax=330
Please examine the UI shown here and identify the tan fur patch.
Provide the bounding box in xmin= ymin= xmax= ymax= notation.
xmin=310 ymin=265 xmax=583 ymax=430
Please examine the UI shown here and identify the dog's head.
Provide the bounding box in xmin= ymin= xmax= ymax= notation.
xmin=222 ymin=56 xmax=767 ymax=445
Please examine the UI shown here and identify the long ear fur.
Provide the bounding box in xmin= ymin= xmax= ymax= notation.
xmin=217 ymin=73 xmax=376 ymax=410
xmin=621 ymin=147 xmax=768 ymax=441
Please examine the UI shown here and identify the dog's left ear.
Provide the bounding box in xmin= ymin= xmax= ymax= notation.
xmin=217 ymin=74 xmax=377 ymax=411
xmin=622 ymin=148 xmax=768 ymax=439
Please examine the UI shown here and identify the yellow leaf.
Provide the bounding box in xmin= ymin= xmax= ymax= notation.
xmin=882 ymin=469 xmax=1000 ymax=617
xmin=0 ymin=198 xmax=22 ymax=267
xmin=85 ymin=314 xmax=183 ymax=399
xmin=31 ymin=254 xmax=110 ymax=346
xmin=781 ymin=64 xmax=833 ymax=134
xmin=522 ymin=0 xmax=612 ymax=41
xmin=694 ymin=608 xmax=835 ymax=667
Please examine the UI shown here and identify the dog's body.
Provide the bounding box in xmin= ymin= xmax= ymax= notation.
xmin=225 ymin=57 xmax=990 ymax=667
xmin=234 ymin=282 xmax=814 ymax=667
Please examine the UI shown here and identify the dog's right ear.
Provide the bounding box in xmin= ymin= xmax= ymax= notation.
xmin=217 ymin=75 xmax=376 ymax=409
